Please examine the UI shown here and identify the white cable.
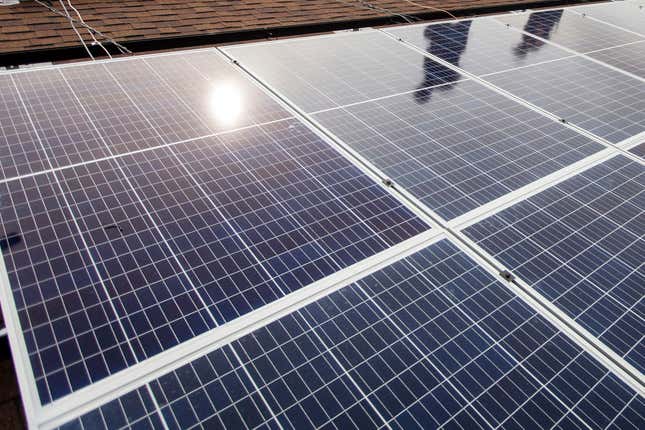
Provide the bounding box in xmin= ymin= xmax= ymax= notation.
xmin=0 ymin=327 xmax=7 ymax=338
xmin=400 ymin=0 xmax=458 ymax=20
xmin=58 ymin=0 xmax=94 ymax=60
xmin=34 ymin=0 xmax=131 ymax=55
xmin=65 ymin=0 xmax=112 ymax=58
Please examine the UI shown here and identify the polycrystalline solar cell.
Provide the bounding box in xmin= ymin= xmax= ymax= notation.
xmin=313 ymin=79 xmax=603 ymax=220
xmin=0 ymin=75 xmax=49 ymax=180
xmin=172 ymin=119 xmax=429 ymax=293
xmin=629 ymin=141 xmax=645 ymax=158
xmin=58 ymin=239 xmax=645 ymax=430
xmin=464 ymin=155 xmax=645 ymax=373
xmin=151 ymin=345 xmax=280 ymax=430
xmin=116 ymin=145 xmax=281 ymax=325
xmin=61 ymin=63 xmax=166 ymax=155
xmin=58 ymin=387 xmax=163 ymax=430
xmin=572 ymin=1 xmax=645 ymax=35
xmin=145 ymin=51 xmax=291 ymax=129
xmin=386 ymin=18 xmax=571 ymax=77
xmin=484 ymin=56 xmax=645 ymax=143
xmin=348 ymin=240 xmax=642 ymax=429
xmin=56 ymin=159 xmax=216 ymax=362
xmin=589 ymin=41 xmax=645 ymax=79
xmin=495 ymin=9 xmax=643 ymax=54
xmin=11 ymin=69 xmax=112 ymax=168
xmin=105 ymin=58 xmax=213 ymax=143
xmin=225 ymin=30 xmax=465 ymax=113
xmin=0 ymin=173 xmax=135 ymax=404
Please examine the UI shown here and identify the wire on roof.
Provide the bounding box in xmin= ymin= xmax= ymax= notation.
xmin=34 ymin=0 xmax=132 ymax=56
xmin=400 ymin=0 xmax=458 ymax=20
xmin=57 ymin=0 xmax=94 ymax=60
xmin=335 ymin=0 xmax=420 ymax=24
xmin=64 ymin=0 xmax=113 ymax=58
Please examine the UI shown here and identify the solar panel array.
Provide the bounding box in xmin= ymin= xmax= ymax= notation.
xmin=0 ymin=1 xmax=643 ymax=429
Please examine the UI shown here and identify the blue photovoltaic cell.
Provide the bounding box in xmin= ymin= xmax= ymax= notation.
xmin=0 ymin=115 xmax=428 ymax=402
xmin=58 ymin=387 xmax=163 ymax=430
xmin=589 ymin=41 xmax=645 ymax=79
xmin=61 ymin=63 xmax=166 ymax=155
xmin=0 ymin=75 xmax=49 ymax=180
xmin=386 ymin=18 xmax=571 ymax=76
xmin=172 ymin=119 xmax=429 ymax=293
xmin=10 ymin=69 xmax=112 ymax=168
xmin=484 ymin=56 xmax=645 ymax=143
xmin=58 ymin=239 xmax=645 ymax=429
xmin=464 ymin=155 xmax=645 ymax=373
xmin=495 ymin=9 xmax=643 ymax=54
xmin=149 ymin=345 xmax=279 ymax=430
xmin=102 ymin=58 xmax=212 ymax=143
xmin=313 ymin=80 xmax=602 ymax=220
xmin=0 ymin=174 xmax=135 ymax=404
xmin=56 ymin=159 xmax=216 ymax=361
xmin=225 ymin=31 xmax=465 ymax=113
xmin=629 ymin=142 xmax=645 ymax=158
xmin=116 ymin=145 xmax=281 ymax=326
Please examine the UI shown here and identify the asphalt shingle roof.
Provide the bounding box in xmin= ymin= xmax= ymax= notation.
xmin=0 ymin=0 xmax=566 ymax=55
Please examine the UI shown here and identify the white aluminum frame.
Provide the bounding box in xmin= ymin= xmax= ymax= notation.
xmin=0 ymin=1 xmax=642 ymax=428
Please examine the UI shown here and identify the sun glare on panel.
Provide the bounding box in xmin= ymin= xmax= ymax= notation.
xmin=209 ymin=82 xmax=243 ymax=125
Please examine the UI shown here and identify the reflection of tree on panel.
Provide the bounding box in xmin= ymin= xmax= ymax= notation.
xmin=514 ymin=10 xmax=564 ymax=57
xmin=415 ymin=21 xmax=471 ymax=104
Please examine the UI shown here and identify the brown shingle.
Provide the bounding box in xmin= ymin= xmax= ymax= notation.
xmin=0 ymin=0 xmax=568 ymax=56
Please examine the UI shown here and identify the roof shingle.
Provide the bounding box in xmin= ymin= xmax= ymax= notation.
xmin=0 ymin=0 xmax=567 ymax=56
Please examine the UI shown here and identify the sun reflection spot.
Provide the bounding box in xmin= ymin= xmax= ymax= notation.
xmin=210 ymin=83 xmax=242 ymax=125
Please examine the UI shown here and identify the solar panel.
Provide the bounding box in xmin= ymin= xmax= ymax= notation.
xmin=1 ymin=2 xmax=643 ymax=427
xmin=385 ymin=18 xmax=572 ymax=76
xmin=495 ymin=9 xmax=643 ymax=54
xmin=312 ymin=80 xmax=602 ymax=220
xmin=0 ymin=54 xmax=430 ymax=405
xmin=224 ymin=30 xmax=466 ymax=113
xmin=483 ymin=56 xmax=645 ymax=143
xmin=0 ymin=173 xmax=137 ymax=404
xmin=588 ymin=41 xmax=645 ymax=79
xmin=463 ymin=155 xmax=644 ymax=373
xmin=571 ymin=1 xmax=645 ymax=35
xmin=57 ymin=239 xmax=644 ymax=429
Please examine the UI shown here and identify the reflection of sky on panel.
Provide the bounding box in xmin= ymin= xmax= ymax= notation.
xmin=497 ymin=9 xmax=642 ymax=53
xmin=226 ymin=31 xmax=464 ymax=113
xmin=387 ymin=18 xmax=570 ymax=76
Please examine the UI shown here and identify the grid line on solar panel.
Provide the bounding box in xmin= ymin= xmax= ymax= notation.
xmin=587 ymin=41 xmax=645 ymax=80
xmin=571 ymin=2 xmax=645 ymax=36
xmin=628 ymin=142 xmax=645 ymax=158
xmin=9 ymin=71 xmax=112 ymax=169
xmin=223 ymin=30 xmax=466 ymax=113
xmin=143 ymin=51 xmax=291 ymax=128
xmin=312 ymin=79 xmax=603 ymax=220
xmin=480 ymin=55 xmax=645 ymax=144
xmin=384 ymin=18 xmax=572 ymax=77
xmin=463 ymin=155 xmax=645 ymax=373
xmin=3 ymin=49 xmax=430 ymax=405
xmin=346 ymin=242 xmax=630 ymax=429
xmin=0 ymin=173 xmax=137 ymax=405
xmin=170 ymin=120 xmax=428 ymax=294
xmin=56 ymin=239 xmax=645 ymax=430
xmin=494 ymin=9 xmax=644 ymax=54
xmin=0 ymin=75 xmax=49 ymax=181
xmin=57 ymin=387 xmax=165 ymax=430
